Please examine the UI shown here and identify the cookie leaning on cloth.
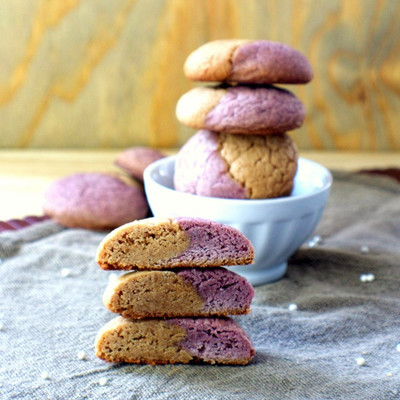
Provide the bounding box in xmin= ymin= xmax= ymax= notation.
xmin=95 ymin=216 xmax=255 ymax=365
xmin=42 ymin=146 xmax=164 ymax=230
xmin=42 ymin=172 xmax=149 ymax=230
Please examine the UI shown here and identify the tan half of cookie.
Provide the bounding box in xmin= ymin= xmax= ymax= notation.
xmin=176 ymin=86 xmax=226 ymax=129
xmin=96 ymin=217 xmax=254 ymax=271
xmin=103 ymin=270 xmax=204 ymax=318
xmin=103 ymin=268 xmax=254 ymax=318
xmin=184 ymin=39 xmax=250 ymax=82
xmin=219 ymin=132 xmax=298 ymax=199
xmin=95 ymin=316 xmax=191 ymax=365
xmin=95 ymin=316 xmax=255 ymax=365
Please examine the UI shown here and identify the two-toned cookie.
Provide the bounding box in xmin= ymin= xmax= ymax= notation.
xmin=96 ymin=316 xmax=255 ymax=366
xmin=96 ymin=217 xmax=254 ymax=270
xmin=102 ymin=268 xmax=254 ymax=319
xmin=95 ymin=217 xmax=256 ymax=365
xmin=183 ymin=39 xmax=313 ymax=84
xmin=176 ymin=85 xmax=305 ymax=135
xmin=174 ymin=130 xmax=298 ymax=199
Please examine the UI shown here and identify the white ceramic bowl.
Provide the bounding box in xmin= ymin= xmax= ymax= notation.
xmin=144 ymin=156 xmax=332 ymax=286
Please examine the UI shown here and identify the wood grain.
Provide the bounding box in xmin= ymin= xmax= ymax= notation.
xmin=0 ymin=0 xmax=399 ymax=151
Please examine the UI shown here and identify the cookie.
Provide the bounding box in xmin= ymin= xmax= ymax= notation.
xmin=114 ymin=147 xmax=165 ymax=182
xmin=95 ymin=316 xmax=255 ymax=365
xmin=103 ymin=267 xmax=254 ymax=318
xmin=96 ymin=216 xmax=254 ymax=270
xmin=184 ymin=39 xmax=313 ymax=84
xmin=174 ymin=130 xmax=298 ymax=199
xmin=176 ymin=85 xmax=305 ymax=134
xmin=42 ymin=172 xmax=149 ymax=230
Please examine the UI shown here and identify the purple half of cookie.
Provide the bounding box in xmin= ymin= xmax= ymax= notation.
xmin=174 ymin=130 xmax=247 ymax=199
xmin=173 ymin=216 xmax=253 ymax=264
xmin=43 ymin=172 xmax=149 ymax=230
xmin=229 ymin=40 xmax=314 ymax=84
xmin=205 ymin=85 xmax=305 ymax=134
xmin=178 ymin=267 xmax=255 ymax=313
xmin=169 ymin=317 xmax=255 ymax=364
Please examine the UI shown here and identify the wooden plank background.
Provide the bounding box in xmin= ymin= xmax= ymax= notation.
xmin=0 ymin=0 xmax=399 ymax=151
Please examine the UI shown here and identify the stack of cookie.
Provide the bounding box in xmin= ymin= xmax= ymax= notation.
xmin=95 ymin=216 xmax=256 ymax=365
xmin=174 ymin=39 xmax=313 ymax=199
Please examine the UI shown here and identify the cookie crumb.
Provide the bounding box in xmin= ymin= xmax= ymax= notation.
xmin=40 ymin=371 xmax=50 ymax=380
xmin=360 ymin=273 xmax=375 ymax=283
xmin=98 ymin=377 xmax=108 ymax=386
xmin=307 ymin=235 xmax=322 ymax=248
xmin=61 ymin=268 xmax=72 ymax=278
xmin=77 ymin=351 xmax=86 ymax=360
xmin=356 ymin=357 xmax=366 ymax=366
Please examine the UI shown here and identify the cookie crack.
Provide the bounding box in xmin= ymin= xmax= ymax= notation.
xmin=226 ymin=42 xmax=249 ymax=81
xmin=220 ymin=135 xmax=256 ymax=197
xmin=217 ymin=134 xmax=250 ymax=196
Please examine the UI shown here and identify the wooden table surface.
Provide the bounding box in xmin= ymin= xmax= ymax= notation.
xmin=1 ymin=150 xmax=399 ymax=220
xmin=2 ymin=1 xmax=400 ymax=153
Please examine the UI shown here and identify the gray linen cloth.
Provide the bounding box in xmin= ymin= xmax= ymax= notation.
xmin=1 ymin=171 xmax=400 ymax=400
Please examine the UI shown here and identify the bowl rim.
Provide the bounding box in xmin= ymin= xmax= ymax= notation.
xmin=144 ymin=155 xmax=333 ymax=206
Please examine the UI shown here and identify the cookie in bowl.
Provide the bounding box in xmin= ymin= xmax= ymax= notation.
xmin=174 ymin=129 xmax=298 ymax=199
